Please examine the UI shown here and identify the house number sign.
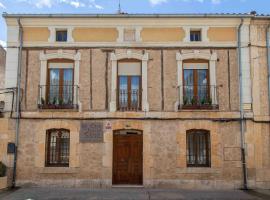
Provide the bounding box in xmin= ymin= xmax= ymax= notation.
xmin=80 ymin=122 xmax=104 ymax=143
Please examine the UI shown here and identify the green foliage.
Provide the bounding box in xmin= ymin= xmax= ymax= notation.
xmin=0 ymin=162 xmax=7 ymax=177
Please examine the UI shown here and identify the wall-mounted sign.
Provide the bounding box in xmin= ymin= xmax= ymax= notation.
xmin=105 ymin=122 xmax=112 ymax=130
xmin=80 ymin=121 xmax=103 ymax=143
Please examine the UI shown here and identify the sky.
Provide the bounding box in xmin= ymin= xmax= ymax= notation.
xmin=0 ymin=0 xmax=270 ymax=48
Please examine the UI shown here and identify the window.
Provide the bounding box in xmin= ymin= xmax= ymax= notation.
xmin=124 ymin=29 xmax=136 ymax=42
xmin=190 ymin=30 xmax=201 ymax=42
xmin=186 ymin=130 xmax=211 ymax=167
xmin=46 ymin=129 xmax=70 ymax=167
xmin=56 ymin=30 xmax=67 ymax=42
xmin=40 ymin=61 xmax=77 ymax=109
xmin=183 ymin=62 xmax=210 ymax=108
xmin=117 ymin=61 xmax=141 ymax=111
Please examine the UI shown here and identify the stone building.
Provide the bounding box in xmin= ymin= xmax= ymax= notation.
xmin=0 ymin=13 xmax=270 ymax=189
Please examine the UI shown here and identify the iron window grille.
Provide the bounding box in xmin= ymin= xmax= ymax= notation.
xmin=45 ymin=129 xmax=70 ymax=167
xmin=186 ymin=130 xmax=211 ymax=167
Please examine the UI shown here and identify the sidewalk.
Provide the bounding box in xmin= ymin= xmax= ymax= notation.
xmin=0 ymin=187 xmax=270 ymax=200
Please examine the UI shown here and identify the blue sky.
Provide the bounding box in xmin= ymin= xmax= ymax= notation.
xmin=0 ymin=0 xmax=270 ymax=47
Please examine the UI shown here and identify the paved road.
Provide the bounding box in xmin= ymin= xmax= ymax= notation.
xmin=0 ymin=187 xmax=269 ymax=200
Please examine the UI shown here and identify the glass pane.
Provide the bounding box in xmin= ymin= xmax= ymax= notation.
xmin=183 ymin=69 xmax=194 ymax=104
xmin=119 ymin=76 xmax=128 ymax=109
xmin=197 ymin=69 xmax=208 ymax=103
xmin=131 ymin=76 xmax=140 ymax=108
xmin=196 ymin=133 xmax=207 ymax=165
xmin=60 ymin=131 xmax=70 ymax=164
xmin=187 ymin=134 xmax=195 ymax=165
xmin=49 ymin=131 xmax=58 ymax=164
xmin=63 ymin=69 xmax=73 ymax=105
xmin=49 ymin=69 xmax=60 ymax=104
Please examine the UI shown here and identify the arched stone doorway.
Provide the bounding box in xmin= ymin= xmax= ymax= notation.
xmin=112 ymin=129 xmax=143 ymax=185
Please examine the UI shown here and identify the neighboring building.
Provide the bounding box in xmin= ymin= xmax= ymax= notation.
xmin=0 ymin=13 xmax=269 ymax=189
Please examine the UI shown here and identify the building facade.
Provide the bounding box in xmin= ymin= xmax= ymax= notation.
xmin=0 ymin=13 xmax=270 ymax=189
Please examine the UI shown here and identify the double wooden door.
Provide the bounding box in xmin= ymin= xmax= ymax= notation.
xmin=113 ymin=132 xmax=143 ymax=185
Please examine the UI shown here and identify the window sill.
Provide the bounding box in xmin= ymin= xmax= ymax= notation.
xmin=176 ymin=167 xmax=221 ymax=174
xmin=36 ymin=167 xmax=79 ymax=174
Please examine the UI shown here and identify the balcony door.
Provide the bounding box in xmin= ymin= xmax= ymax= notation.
xmin=47 ymin=62 xmax=74 ymax=107
xmin=183 ymin=62 xmax=210 ymax=106
xmin=117 ymin=60 xmax=141 ymax=111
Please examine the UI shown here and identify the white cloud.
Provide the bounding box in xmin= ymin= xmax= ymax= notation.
xmin=0 ymin=40 xmax=6 ymax=49
xmin=60 ymin=0 xmax=85 ymax=8
xmin=18 ymin=0 xmax=103 ymax=9
xmin=149 ymin=0 xmax=168 ymax=5
xmin=0 ymin=2 xmax=6 ymax=9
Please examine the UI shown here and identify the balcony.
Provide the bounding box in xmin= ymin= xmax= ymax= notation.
xmin=38 ymin=85 xmax=79 ymax=110
xmin=118 ymin=89 xmax=141 ymax=111
xmin=179 ymin=85 xmax=219 ymax=110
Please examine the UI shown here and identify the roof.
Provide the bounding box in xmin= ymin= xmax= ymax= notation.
xmin=2 ymin=12 xmax=270 ymax=19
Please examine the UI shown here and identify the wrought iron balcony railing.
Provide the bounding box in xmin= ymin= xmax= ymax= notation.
xmin=38 ymin=85 xmax=79 ymax=109
xmin=118 ymin=89 xmax=141 ymax=111
xmin=178 ymin=85 xmax=219 ymax=110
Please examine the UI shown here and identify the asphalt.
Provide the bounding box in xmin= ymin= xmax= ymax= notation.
xmin=0 ymin=187 xmax=270 ymax=200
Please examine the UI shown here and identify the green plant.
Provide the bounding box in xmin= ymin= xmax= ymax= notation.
xmin=0 ymin=162 xmax=7 ymax=177
xmin=183 ymin=97 xmax=188 ymax=105
xmin=41 ymin=97 xmax=45 ymax=105
xmin=200 ymin=98 xmax=206 ymax=105
xmin=59 ymin=98 xmax=63 ymax=105
xmin=191 ymin=97 xmax=197 ymax=105
xmin=52 ymin=97 xmax=57 ymax=105
xmin=207 ymin=97 xmax=212 ymax=105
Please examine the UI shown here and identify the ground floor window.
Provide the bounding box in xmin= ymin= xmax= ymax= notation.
xmin=186 ymin=129 xmax=211 ymax=167
xmin=46 ymin=129 xmax=70 ymax=167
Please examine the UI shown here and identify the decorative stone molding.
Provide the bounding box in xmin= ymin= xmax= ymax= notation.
xmin=183 ymin=26 xmax=209 ymax=42
xmin=110 ymin=50 xmax=149 ymax=112
xmin=117 ymin=27 xmax=142 ymax=43
xmin=39 ymin=50 xmax=81 ymax=111
xmin=48 ymin=26 xmax=74 ymax=43
xmin=175 ymin=50 xmax=218 ymax=111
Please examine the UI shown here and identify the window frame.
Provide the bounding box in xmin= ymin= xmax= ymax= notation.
xmin=116 ymin=59 xmax=142 ymax=111
xmin=45 ymin=128 xmax=70 ymax=167
xmin=182 ymin=61 xmax=210 ymax=108
xmin=190 ymin=30 xmax=202 ymax=42
xmin=55 ymin=30 xmax=68 ymax=42
xmin=186 ymin=129 xmax=211 ymax=168
xmin=46 ymin=59 xmax=75 ymax=106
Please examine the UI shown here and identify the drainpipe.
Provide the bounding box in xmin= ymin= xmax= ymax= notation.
xmin=12 ymin=18 xmax=23 ymax=188
xmin=266 ymin=25 xmax=270 ymax=115
xmin=238 ymin=18 xmax=248 ymax=190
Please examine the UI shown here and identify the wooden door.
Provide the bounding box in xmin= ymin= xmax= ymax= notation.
xmin=113 ymin=132 xmax=143 ymax=185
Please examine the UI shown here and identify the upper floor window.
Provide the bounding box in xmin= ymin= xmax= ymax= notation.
xmin=46 ymin=129 xmax=70 ymax=167
xmin=56 ymin=30 xmax=68 ymax=42
xmin=124 ymin=29 xmax=136 ymax=42
xmin=182 ymin=61 xmax=214 ymax=109
xmin=186 ymin=130 xmax=211 ymax=167
xmin=117 ymin=60 xmax=141 ymax=111
xmin=190 ymin=30 xmax=201 ymax=42
xmin=38 ymin=61 xmax=79 ymax=110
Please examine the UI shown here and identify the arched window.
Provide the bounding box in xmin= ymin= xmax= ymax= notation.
xmin=186 ymin=129 xmax=211 ymax=167
xmin=45 ymin=129 xmax=70 ymax=167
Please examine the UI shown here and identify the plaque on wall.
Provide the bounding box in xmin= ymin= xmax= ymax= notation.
xmin=80 ymin=121 xmax=104 ymax=143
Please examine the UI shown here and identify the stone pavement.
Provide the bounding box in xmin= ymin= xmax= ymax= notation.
xmin=0 ymin=187 xmax=270 ymax=200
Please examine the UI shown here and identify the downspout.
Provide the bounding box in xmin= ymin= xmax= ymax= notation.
xmin=12 ymin=18 xmax=23 ymax=188
xmin=266 ymin=25 xmax=270 ymax=115
xmin=238 ymin=18 xmax=248 ymax=190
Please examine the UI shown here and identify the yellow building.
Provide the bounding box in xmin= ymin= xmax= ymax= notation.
xmin=0 ymin=13 xmax=270 ymax=189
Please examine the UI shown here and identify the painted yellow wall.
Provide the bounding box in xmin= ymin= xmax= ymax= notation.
xmin=141 ymin=28 xmax=185 ymax=42
xmin=23 ymin=27 xmax=50 ymax=42
xmin=208 ymin=27 xmax=237 ymax=42
xmin=73 ymin=28 xmax=118 ymax=42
